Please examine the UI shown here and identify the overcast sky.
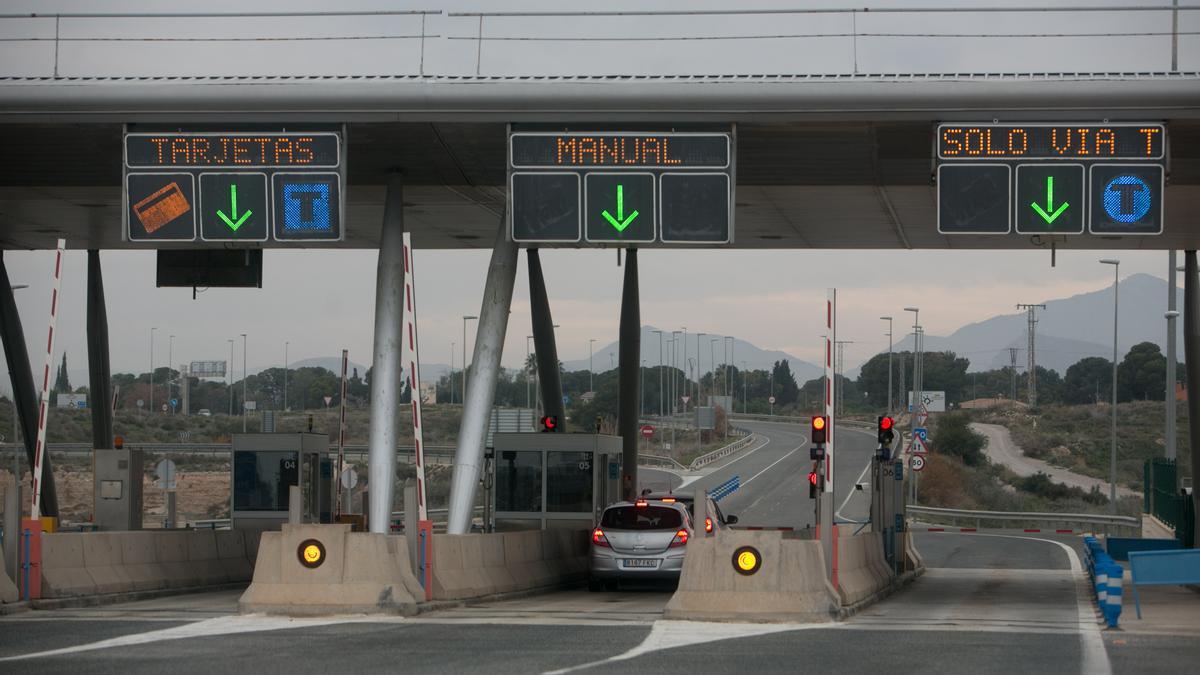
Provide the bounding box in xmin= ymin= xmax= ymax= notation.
xmin=0 ymin=1 xmax=1195 ymax=386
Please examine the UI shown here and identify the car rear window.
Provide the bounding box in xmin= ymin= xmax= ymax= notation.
xmin=601 ymin=506 xmax=683 ymax=530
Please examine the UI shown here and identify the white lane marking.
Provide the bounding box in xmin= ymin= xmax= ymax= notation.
xmin=742 ymin=444 xmax=799 ymax=487
xmin=542 ymin=619 xmax=831 ymax=675
xmin=929 ymin=533 xmax=1112 ymax=675
xmin=835 ymin=458 xmax=873 ymax=522
xmin=0 ymin=615 xmax=394 ymax=662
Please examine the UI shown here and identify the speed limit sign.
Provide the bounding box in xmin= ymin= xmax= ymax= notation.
xmin=910 ymin=455 xmax=926 ymax=472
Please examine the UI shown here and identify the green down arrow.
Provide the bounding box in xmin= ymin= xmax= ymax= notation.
xmin=1030 ymin=175 xmax=1070 ymax=225
xmin=217 ymin=184 xmax=252 ymax=231
xmin=601 ymin=184 xmax=639 ymax=232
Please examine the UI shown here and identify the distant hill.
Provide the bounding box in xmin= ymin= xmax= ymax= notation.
xmin=560 ymin=325 xmax=823 ymax=383
xmin=891 ymin=273 xmax=1180 ymax=374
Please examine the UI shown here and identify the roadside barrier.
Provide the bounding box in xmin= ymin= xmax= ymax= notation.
xmin=710 ymin=475 xmax=740 ymax=502
xmin=1083 ymin=535 xmax=1123 ymax=628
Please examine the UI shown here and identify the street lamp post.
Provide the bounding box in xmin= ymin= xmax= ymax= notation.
xmin=449 ymin=342 xmax=455 ymax=404
xmin=227 ymin=339 xmax=234 ymax=416
xmin=904 ymin=307 xmax=920 ymax=504
xmin=241 ymin=333 xmax=248 ymax=433
xmin=284 ymin=340 xmax=289 ymax=411
xmin=589 ymin=338 xmax=597 ymax=392
xmin=696 ymin=333 xmax=705 ymax=404
xmin=149 ymin=327 xmax=157 ymax=414
xmin=710 ymin=337 xmax=719 ymax=407
xmin=881 ymin=316 xmax=893 ymax=414
xmin=671 ymin=331 xmax=681 ymax=414
xmin=462 ymin=315 xmax=478 ymax=404
xmin=168 ymin=334 xmax=174 ymax=413
xmin=1100 ymin=258 xmax=1121 ymax=513
xmin=652 ymin=330 xmax=663 ymax=418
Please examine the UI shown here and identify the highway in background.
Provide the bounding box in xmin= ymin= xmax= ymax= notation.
xmin=641 ymin=419 xmax=878 ymax=529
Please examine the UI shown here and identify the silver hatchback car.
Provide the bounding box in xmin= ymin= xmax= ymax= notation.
xmin=588 ymin=498 xmax=693 ymax=591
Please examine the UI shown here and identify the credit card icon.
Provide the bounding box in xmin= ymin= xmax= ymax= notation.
xmin=133 ymin=181 xmax=190 ymax=233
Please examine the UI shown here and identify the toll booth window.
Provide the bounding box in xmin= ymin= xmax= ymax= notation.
xmin=233 ymin=451 xmax=298 ymax=511
xmin=496 ymin=450 xmax=542 ymax=513
xmin=546 ymin=451 xmax=593 ymax=513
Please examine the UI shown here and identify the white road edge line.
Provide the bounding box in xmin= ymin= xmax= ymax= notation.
xmin=934 ymin=532 xmax=1112 ymax=675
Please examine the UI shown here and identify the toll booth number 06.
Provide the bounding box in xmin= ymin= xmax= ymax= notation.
xmin=938 ymin=125 xmax=1164 ymax=160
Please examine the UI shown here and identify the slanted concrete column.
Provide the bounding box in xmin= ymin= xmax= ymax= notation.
xmin=618 ymin=249 xmax=640 ymax=501
xmin=447 ymin=219 xmax=518 ymax=535
xmin=527 ymin=249 xmax=564 ymax=427
xmin=0 ymin=253 xmax=57 ymax=517
xmin=367 ymin=175 xmax=405 ymax=533
xmin=87 ymin=251 xmax=113 ymax=449
xmin=1184 ymin=251 xmax=1200 ymax=547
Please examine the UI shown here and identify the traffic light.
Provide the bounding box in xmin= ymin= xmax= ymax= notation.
xmin=810 ymin=415 xmax=828 ymax=444
xmin=540 ymin=415 xmax=558 ymax=432
xmin=877 ymin=415 xmax=895 ymax=446
xmin=808 ymin=470 xmax=819 ymax=499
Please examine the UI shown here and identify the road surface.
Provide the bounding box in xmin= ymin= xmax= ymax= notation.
xmin=6 ymin=532 xmax=1193 ymax=673
xmin=971 ymin=422 xmax=1138 ymax=498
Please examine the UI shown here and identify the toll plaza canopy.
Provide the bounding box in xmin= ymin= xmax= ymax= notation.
xmin=2 ymin=8 xmax=1200 ymax=251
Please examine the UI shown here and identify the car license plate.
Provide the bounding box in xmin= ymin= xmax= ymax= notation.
xmin=622 ymin=559 xmax=658 ymax=569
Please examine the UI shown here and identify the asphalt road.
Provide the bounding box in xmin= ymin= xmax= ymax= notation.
xmin=7 ymin=533 xmax=1192 ymax=673
xmin=971 ymin=422 xmax=1138 ymax=498
xmin=641 ymin=420 xmax=878 ymax=529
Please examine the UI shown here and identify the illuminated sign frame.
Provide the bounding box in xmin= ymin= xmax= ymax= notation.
xmin=509 ymin=132 xmax=730 ymax=170
xmin=936 ymin=123 xmax=1165 ymax=161
xmin=125 ymin=132 xmax=342 ymax=169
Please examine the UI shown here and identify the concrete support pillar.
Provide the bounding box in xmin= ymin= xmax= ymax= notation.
xmin=0 ymin=253 xmax=57 ymax=517
xmin=366 ymin=175 xmax=405 ymax=533
xmin=618 ymin=249 xmax=640 ymax=501
xmin=1184 ymin=252 xmax=1200 ymax=548
xmin=447 ymin=218 xmax=518 ymax=535
xmin=87 ymin=251 xmax=114 ymax=449
xmin=527 ymin=249 xmax=564 ymax=426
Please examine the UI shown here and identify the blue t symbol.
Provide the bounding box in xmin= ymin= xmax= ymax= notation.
xmin=1102 ymin=175 xmax=1151 ymax=223
xmin=283 ymin=183 xmax=331 ymax=230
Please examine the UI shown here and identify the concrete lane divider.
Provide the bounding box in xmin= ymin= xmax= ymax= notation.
xmin=240 ymin=523 xmax=423 ymax=616
xmin=664 ymin=529 xmax=840 ymax=623
xmin=39 ymin=529 xmax=256 ymax=599
xmin=432 ymin=529 xmax=588 ymax=601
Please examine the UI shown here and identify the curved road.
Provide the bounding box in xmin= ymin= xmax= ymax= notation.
xmin=971 ymin=422 xmax=1138 ymax=498
xmin=642 ymin=419 xmax=878 ymax=528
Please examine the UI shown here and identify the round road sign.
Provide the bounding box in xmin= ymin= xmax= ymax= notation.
xmin=910 ymin=455 xmax=926 ymax=472
xmin=768 ymin=396 xmax=776 ymax=404
xmin=640 ymin=425 xmax=654 ymax=439
xmin=341 ymin=467 xmax=359 ymax=490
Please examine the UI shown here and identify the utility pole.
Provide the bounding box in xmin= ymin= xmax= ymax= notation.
xmin=1007 ymin=347 xmax=1021 ymax=401
xmin=1017 ymin=304 xmax=1046 ymax=407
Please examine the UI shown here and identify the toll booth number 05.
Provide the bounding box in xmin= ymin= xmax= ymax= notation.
xmin=938 ymin=125 xmax=1164 ymax=160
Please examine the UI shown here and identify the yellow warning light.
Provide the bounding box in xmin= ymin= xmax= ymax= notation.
xmin=732 ymin=546 xmax=762 ymax=575
xmin=297 ymin=539 xmax=326 ymax=569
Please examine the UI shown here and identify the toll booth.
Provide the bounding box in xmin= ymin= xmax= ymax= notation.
xmin=93 ymin=448 xmax=145 ymax=530
xmin=230 ymin=433 xmax=334 ymax=533
xmin=490 ymin=433 xmax=622 ymax=531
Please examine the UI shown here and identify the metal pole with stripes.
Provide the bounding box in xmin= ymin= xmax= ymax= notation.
xmin=30 ymin=239 xmax=65 ymax=521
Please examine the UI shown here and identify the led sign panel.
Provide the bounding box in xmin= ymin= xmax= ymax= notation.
xmin=935 ymin=123 xmax=1165 ymax=236
xmin=124 ymin=129 xmax=344 ymax=243
xmin=509 ymin=130 xmax=734 ymax=245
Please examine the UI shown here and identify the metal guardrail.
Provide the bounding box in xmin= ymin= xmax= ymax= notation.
xmin=639 ymin=454 xmax=687 ymax=470
xmin=689 ymin=433 xmax=757 ymax=471
xmin=908 ymin=505 xmax=1142 ymax=534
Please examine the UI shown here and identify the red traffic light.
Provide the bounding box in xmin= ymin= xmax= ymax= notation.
xmin=808 ymin=471 xmax=819 ymax=486
xmin=880 ymin=416 xmax=894 ymax=431
xmin=540 ymin=415 xmax=558 ymax=432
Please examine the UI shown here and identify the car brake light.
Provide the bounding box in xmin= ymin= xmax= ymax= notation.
xmin=661 ymin=497 xmax=676 ymax=503
xmin=705 ymin=517 xmax=713 ymax=533
xmin=635 ymin=499 xmax=648 ymax=507
xmin=669 ymin=529 xmax=689 ymax=548
xmin=592 ymin=528 xmax=610 ymax=548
